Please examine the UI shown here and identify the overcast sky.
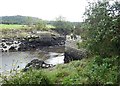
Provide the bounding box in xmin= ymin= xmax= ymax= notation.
xmin=0 ymin=0 xmax=95 ymax=22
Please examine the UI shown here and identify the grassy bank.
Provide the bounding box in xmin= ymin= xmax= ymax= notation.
xmin=0 ymin=24 xmax=54 ymax=29
xmin=0 ymin=24 xmax=55 ymax=38
xmin=1 ymin=56 xmax=118 ymax=85
xmin=0 ymin=24 xmax=31 ymax=38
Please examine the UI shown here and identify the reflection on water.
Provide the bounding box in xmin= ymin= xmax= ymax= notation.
xmin=0 ymin=47 xmax=64 ymax=73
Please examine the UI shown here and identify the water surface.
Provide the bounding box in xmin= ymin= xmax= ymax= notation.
xmin=0 ymin=46 xmax=64 ymax=73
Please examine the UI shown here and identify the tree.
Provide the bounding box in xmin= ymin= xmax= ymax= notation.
xmin=53 ymin=16 xmax=74 ymax=35
xmin=35 ymin=20 xmax=47 ymax=30
xmin=83 ymin=0 xmax=120 ymax=57
xmin=27 ymin=17 xmax=33 ymax=26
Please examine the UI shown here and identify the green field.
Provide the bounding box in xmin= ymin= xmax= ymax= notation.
xmin=0 ymin=24 xmax=55 ymax=29
xmin=0 ymin=24 xmax=55 ymax=38
xmin=0 ymin=24 xmax=28 ymax=29
xmin=46 ymin=24 xmax=55 ymax=28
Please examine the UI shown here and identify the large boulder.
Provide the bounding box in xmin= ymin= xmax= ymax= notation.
xmin=64 ymin=47 xmax=88 ymax=63
xmin=23 ymin=59 xmax=55 ymax=72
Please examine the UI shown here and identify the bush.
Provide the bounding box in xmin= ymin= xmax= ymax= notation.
xmin=85 ymin=56 xmax=118 ymax=84
xmin=82 ymin=0 xmax=120 ymax=57
xmin=35 ymin=20 xmax=47 ymax=30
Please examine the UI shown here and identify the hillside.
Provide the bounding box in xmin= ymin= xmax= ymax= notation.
xmin=0 ymin=15 xmax=81 ymax=26
xmin=0 ymin=15 xmax=41 ymax=25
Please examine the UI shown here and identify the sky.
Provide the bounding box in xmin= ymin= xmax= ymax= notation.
xmin=0 ymin=0 xmax=93 ymax=22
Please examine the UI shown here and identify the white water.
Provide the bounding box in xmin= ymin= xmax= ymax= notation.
xmin=45 ymin=52 xmax=64 ymax=65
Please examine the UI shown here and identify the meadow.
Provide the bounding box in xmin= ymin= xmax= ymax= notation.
xmin=0 ymin=24 xmax=55 ymax=29
xmin=0 ymin=24 xmax=55 ymax=38
xmin=0 ymin=24 xmax=28 ymax=29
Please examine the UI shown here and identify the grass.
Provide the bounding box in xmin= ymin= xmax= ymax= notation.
xmin=1 ymin=56 xmax=118 ymax=85
xmin=0 ymin=24 xmax=55 ymax=38
xmin=0 ymin=24 xmax=55 ymax=29
xmin=0 ymin=24 xmax=31 ymax=38
xmin=44 ymin=56 xmax=118 ymax=84
xmin=46 ymin=24 xmax=55 ymax=29
xmin=0 ymin=24 xmax=28 ymax=29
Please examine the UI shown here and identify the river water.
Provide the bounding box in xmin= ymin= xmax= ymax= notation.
xmin=0 ymin=46 xmax=64 ymax=73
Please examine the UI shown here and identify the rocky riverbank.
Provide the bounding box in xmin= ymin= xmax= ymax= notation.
xmin=1 ymin=31 xmax=65 ymax=52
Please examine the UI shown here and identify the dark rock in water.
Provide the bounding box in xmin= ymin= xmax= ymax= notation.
xmin=23 ymin=59 xmax=55 ymax=72
xmin=9 ymin=46 xmax=16 ymax=51
xmin=64 ymin=47 xmax=88 ymax=63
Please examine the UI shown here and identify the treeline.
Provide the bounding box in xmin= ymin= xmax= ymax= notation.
xmin=0 ymin=15 xmax=80 ymax=26
xmin=0 ymin=15 xmax=82 ymax=35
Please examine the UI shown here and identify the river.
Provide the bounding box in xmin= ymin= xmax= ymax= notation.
xmin=0 ymin=34 xmax=82 ymax=74
xmin=0 ymin=46 xmax=64 ymax=74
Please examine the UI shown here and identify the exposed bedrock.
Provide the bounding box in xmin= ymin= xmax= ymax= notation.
xmin=64 ymin=47 xmax=88 ymax=63
xmin=1 ymin=35 xmax=65 ymax=52
xmin=19 ymin=35 xmax=65 ymax=51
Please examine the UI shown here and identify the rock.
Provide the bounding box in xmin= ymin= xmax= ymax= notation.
xmin=1 ymin=32 xmax=65 ymax=51
xmin=23 ymin=59 xmax=55 ymax=72
xmin=1 ymin=40 xmax=21 ymax=52
xmin=64 ymin=47 xmax=88 ymax=63
xmin=19 ymin=35 xmax=65 ymax=51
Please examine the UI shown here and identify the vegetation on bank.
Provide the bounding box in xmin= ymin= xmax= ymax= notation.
xmin=1 ymin=56 xmax=118 ymax=84
xmin=0 ymin=24 xmax=55 ymax=38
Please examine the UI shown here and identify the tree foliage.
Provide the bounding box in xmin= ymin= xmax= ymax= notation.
xmin=83 ymin=0 xmax=120 ymax=57
xmin=53 ymin=16 xmax=74 ymax=34
xmin=35 ymin=20 xmax=47 ymax=30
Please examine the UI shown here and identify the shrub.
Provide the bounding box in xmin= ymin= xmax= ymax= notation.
xmin=2 ymin=69 xmax=50 ymax=85
xmin=82 ymin=0 xmax=120 ymax=57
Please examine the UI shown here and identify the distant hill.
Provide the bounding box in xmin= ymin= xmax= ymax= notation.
xmin=0 ymin=15 xmax=81 ymax=29
xmin=0 ymin=15 xmax=41 ymax=25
